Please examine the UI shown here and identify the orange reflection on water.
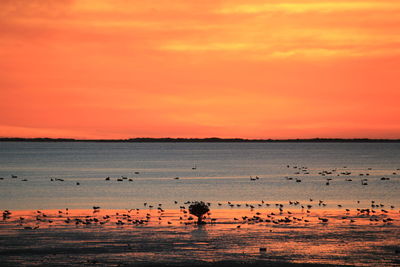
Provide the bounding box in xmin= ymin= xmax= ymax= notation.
xmin=1 ymin=207 xmax=399 ymax=266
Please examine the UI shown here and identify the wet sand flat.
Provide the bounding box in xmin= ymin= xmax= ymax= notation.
xmin=1 ymin=207 xmax=399 ymax=266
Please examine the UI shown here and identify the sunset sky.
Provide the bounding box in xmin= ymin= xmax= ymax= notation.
xmin=1 ymin=0 xmax=400 ymax=139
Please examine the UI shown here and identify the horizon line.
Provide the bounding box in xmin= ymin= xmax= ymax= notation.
xmin=1 ymin=137 xmax=400 ymax=143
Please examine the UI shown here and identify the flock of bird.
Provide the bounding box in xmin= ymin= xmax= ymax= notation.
xmin=280 ymin=165 xmax=399 ymax=186
xmin=1 ymin=164 xmax=399 ymax=231
xmin=1 ymin=165 xmax=399 ymax=187
xmin=2 ymin=196 xmax=398 ymax=231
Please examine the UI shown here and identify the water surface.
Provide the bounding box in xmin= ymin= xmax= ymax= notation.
xmin=1 ymin=142 xmax=399 ymax=210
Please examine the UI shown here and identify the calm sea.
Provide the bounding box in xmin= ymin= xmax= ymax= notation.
xmin=0 ymin=142 xmax=399 ymax=210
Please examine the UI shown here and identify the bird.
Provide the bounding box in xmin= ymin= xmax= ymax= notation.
xmin=318 ymin=217 xmax=329 ymax=223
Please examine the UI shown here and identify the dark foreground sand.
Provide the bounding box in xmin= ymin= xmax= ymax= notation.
xmin=1 ymin=207 xmax=399 ymax=266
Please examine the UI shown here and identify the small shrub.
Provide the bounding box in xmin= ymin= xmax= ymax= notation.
xmin=188 ymin=201 xmax=210 ymax=224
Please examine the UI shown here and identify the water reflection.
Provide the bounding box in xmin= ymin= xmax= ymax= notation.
xmin=1 ymin=207 xmax=399 ymax=266
xmin=190 ymin=225 xmax=208 ymax=240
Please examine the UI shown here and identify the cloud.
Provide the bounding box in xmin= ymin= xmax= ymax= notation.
xmin=217 ymin=1 xmax=400 ymax=14
xmin=1 ymin=0 xmax=400 ymax=138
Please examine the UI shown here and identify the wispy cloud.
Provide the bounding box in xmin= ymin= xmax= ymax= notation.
xmin=1 ymin=0 xmax=399 ymax=138
xmin=217 ymin=2 xmax=400 ymax=14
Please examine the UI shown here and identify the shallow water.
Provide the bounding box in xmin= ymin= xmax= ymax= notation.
xmin=0 ymin=142 xmax=399 ymax=210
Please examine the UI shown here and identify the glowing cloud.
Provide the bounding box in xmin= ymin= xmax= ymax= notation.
xmin=0 ymin=0 xmax=399 ymax=139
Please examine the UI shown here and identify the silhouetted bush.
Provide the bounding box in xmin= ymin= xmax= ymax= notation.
xmin=189 ymin=201 xmax=210 ymax=224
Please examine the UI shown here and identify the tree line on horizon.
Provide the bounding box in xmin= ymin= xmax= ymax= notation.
xmin=0 ymin=137 xmax=399 ymax=142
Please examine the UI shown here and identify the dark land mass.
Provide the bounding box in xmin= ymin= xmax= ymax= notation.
xmin=0 ymin=137 xmax=400 ymax=143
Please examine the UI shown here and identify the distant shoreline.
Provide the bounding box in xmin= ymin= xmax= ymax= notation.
xmin=1 ymin=137 xmax=400 ymax=143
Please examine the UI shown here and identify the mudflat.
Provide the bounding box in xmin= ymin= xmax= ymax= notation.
xmin=1 ymin=207 xmax=399 ymax=266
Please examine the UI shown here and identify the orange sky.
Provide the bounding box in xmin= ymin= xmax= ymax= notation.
xmin=1 ymin=0 xmax=400 ymax=139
